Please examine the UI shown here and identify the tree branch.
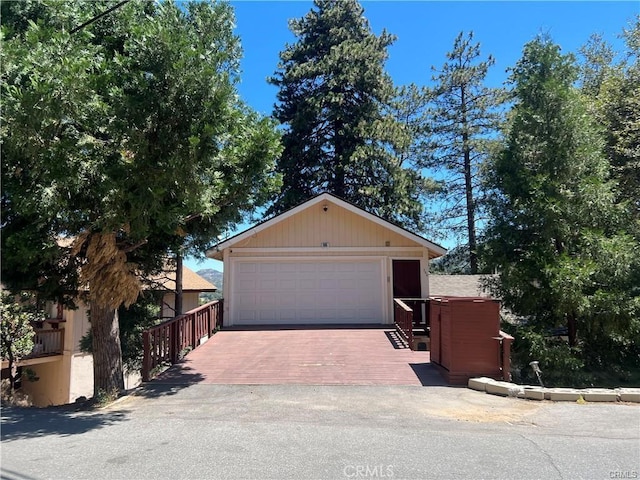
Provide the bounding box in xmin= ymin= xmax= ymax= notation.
xmin=70 ymin=0 xmax=131 ymax=34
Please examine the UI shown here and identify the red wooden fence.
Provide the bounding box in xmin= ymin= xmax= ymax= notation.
xmin=142 ymin=300 xmax=223 ymax=381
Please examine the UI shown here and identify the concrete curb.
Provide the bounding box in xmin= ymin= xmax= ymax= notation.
xmin=468 ymin=378 xmax=640 ymax=403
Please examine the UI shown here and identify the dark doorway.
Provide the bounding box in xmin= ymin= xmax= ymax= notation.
xmin=392 ymin=259 xmax=422 ymax=324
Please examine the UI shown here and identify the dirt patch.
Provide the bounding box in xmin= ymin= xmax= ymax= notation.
xmin=430 ymin=402 xmax=541 ymax=423
xmin=422 ymin=389 xmax=543 ymax=423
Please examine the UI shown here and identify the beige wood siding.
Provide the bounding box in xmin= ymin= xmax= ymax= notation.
xmin=66 ymin=305 xmax=91 ymax=354
xmin=240 ymin=202 xmax=422 ymax=249
xmin=161 ymin=292 xmax=200 ymax=319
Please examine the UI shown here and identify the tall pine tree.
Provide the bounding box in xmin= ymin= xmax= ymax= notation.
xmin=426 ymin=32 xmax=505 ymax=273
xmin=269 ymin=0 xmax=425 ymax=230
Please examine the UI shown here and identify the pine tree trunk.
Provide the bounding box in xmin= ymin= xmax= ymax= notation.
xmin=461 ymin=87 xmax=478 ymax=274
xmin=334 ymin=162 xmax=345 ymax=198
xmin=464 ymin=147 xmax=478 ymax=274
xmin=90 ymin=300 xmax=124 ymax=397
xmin=333 ymin=118 xmax=345 ymax=198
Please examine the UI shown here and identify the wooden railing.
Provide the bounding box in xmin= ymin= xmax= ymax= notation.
xmin=394 ymin=299 xmax=414 ymax=349
xmin=142 ymin=300 xmax=223 ymax=381
xmin=25 ymin=329 xmax=65 ymax=358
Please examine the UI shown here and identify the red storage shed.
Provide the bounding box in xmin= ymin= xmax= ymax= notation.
xmin=430 ymin=296 xmax=509 ymax=385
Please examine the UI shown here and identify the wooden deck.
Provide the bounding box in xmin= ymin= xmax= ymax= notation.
xmin=155 ymin=327 xmax=445 ymax=386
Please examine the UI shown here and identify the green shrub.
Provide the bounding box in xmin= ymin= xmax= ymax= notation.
xmin=508 ymin=322 xmax=640 ymax=388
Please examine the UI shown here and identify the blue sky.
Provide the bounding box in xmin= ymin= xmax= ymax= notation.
xmin=184 ymin=1 xmax=639 ymax=273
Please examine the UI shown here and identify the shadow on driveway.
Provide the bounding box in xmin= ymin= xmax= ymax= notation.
xmin=1 ymin=370 xmax=206 ymax=443
xmin=1 ymin=467 xmax=40 ymax=480
xmin=410 ymin=363 xmax=448 ymax=386
xmin=134 ymin=369 xmax=206 ymax=399
xmin=1 ymin=405 xmax=129 ymax=442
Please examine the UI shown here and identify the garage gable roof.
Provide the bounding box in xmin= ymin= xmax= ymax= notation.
xmin=207 ymin=193 xmax=446 ymax=257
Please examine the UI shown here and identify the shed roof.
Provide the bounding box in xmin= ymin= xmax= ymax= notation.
xmin=429 ymin=274 xmax=493 ymax=298
xmin=207 ymin=192 xmax=446 ymax=259
xmin=145 ymin=265 xmax=217 ymax=292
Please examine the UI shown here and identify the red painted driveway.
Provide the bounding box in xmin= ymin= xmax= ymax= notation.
xmin=156 ymin=327 xmax=445 ymax=386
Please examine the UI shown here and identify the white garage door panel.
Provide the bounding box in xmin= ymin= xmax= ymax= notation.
xmin=232 ymin=260 xmax=384 ymax=325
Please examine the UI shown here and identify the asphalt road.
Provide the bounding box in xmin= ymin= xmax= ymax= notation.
xmin=2 ymin=384 xmax=639 ymax=480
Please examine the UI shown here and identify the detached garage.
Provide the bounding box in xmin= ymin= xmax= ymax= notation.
xmin=207 ymin=193 xmax=446 ymax=327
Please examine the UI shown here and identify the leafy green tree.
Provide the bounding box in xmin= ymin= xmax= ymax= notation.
xmin=2 ymin=1 xmax=280 ymax=397
xmin=590 ymin=17 xmax=640 ymax=216
xmin=269 ymin=0 xmax=425 ymax=230
xmin=575 ymin=22 xmax=640 ymax=382
xmin=425 ymin=32 xmax=505 ymax=273
xmin=1 ymin=292 xmax=45 ymax=392
xmin=578 ymin=33 xmax=615 ymax=97
xmin=172 ymin=105 xmax=282 ymax=315
xmin=482 ymin=36 xmax=639 ymax=381
xmin=585 ymin=19 xmax=640 ymax=381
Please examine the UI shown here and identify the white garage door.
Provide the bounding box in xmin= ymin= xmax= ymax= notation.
xmin=231 ymin=259 xmax=385 ymax=325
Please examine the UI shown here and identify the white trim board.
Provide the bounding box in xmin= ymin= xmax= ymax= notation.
xmin=227 ymin=246 xmax=426 ymax=254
